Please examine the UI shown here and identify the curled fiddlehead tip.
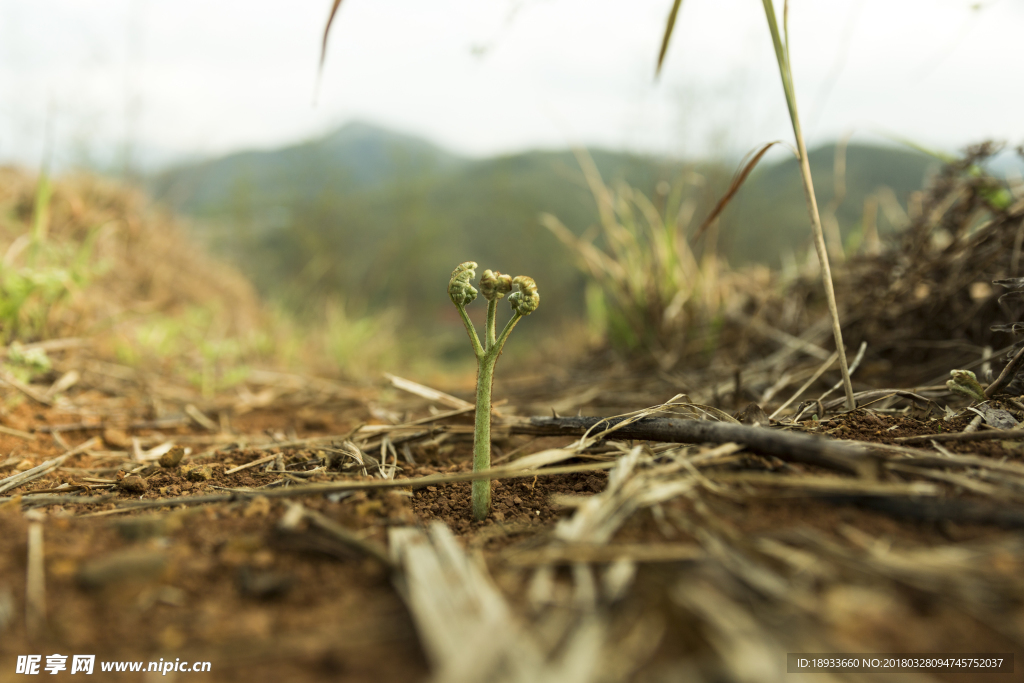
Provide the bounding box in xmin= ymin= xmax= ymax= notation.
xmin=509 ymin=275 xmax=540 ymax=316
xmin=947 ymin=369 xmax=987 ymax=403
xmin=449 ymin=261 xmax=479 ymax=307
xmin=480 ymin=269 xmax=513 ymax=301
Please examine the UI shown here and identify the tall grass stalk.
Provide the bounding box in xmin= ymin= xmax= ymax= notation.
xmin=659 ymin=0 xmax=856 ymax=408
xmin=760 ymin=0 xmax=856 ymax=409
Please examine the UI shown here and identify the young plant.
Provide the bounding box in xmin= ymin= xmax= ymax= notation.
xmin=448 ymin=262 xmax=539 ymax=521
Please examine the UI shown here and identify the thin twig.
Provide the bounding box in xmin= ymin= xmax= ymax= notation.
xmin=384 ymin=373 xmax=473 ymax=410
xmin=223 ymin=453 xmax=280 ymax=475
xmin=0 ymin=425 xmax=36 ymax=441
xmin=985 ymin=344 xmax=1024 ymax=397
xmin=812 ymin=341 xmax=868 ymax=408
xmin=894 ymin=429 xmax=1024 ymax=444
xmin=769 ymin=350 xmax=838 ymax=420
xmin=300 ymin=506 xmax=393 ymax=567
xmin=0 ymin=437 xmax=101 ymax=495
xmin=185 ymin=404 xmax=219 ymax=431
xmin=75 ymin=461 xmax=619 ymax=515
xmin=0 ymin=371 xmax=52 ymax=406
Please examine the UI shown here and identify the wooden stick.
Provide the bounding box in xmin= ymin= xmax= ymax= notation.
xmin=510 ymin=416 xmax=873 ymax=476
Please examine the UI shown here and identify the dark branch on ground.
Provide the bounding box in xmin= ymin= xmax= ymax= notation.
xmin=510 ymin=415 xmax=874 ymax=476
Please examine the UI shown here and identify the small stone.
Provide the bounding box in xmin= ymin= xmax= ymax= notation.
xmin=184 ymin=465 xmax=214 ymax=482
xmin=512 ymin=496 xmax=522 ymax=505
xmin=120 ymin=475 xmax=148 ymax=493
xmin=103 ymin=428 xmax=130 ymax=449
xmin=736 ymin=402 xmax=770 ymax=426
xmin=158 ymin=446 xmax=185 ymax=468
xmin=492 ymin=511 xmax=505 ymax=522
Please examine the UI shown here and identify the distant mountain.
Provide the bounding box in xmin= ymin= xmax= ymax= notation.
xmin=151 ymin=122 xmax=464 ymax=216
xmin=148 ymin=123 xmax=937 ymax=337
xmin=722 ymin=144 xmax=937 ymax=264
xmin=149 ymin=122 xmax=695 ymax=327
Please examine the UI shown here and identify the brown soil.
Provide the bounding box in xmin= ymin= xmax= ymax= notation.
xmin=2 ymin=387 xmax=1023 ymax=682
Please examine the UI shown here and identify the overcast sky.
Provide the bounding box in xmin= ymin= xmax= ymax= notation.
xmin=0 ymin=0 xmax=1020 ymax=171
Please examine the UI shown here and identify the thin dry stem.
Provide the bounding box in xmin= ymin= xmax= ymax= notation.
xmin=26 ymin=522 xmax=45 ymax=638
xmin=762 ymin=0 xmax=856 ymax=410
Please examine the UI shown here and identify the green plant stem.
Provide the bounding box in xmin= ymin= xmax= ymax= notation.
xmin=468 ymin=310 xmax=522 ymax=521
xmin=456 ymin=305 xmax=483 ymax=357
xmin=471 ymin=355 xmax=495 ymax=520
xmin=485 ymin=298 xmax=498 ymax=350
xmin=494 ymin=313 xmax=522 ymax=352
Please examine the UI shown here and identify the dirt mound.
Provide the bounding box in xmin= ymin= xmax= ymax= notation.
xmin=0 ymin=167 xmax=264 ymax=344
xmin=839 ymin=143 xmax=1024 ymax=386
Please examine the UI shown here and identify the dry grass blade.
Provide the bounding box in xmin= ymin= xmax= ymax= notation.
xmin=185 ymin=404 xmax=218 ymax=431
xmin=25 ymin=522 xmax=45 ymax=638
xmin=768 ymin=349 xmax=838 ymax=420
xmin=761 ymin=0 xmax=855 ymax=410
xmin=0 ymin=370 xmax=52 ymax=405
xmin=503 ymin=543 xmax=704 ymax=566
xmin=285 ymin=503 xmax=392 ymax=567
xmin=672 ymin=581 xmax=784 ymax=683
xmin=385 ymin=372 xmax=474 ymax=410
xmin=693 ymin=141 xmax=783 ymax=242
xmin=390 ymin=522 xmax=540 ymax=682
xmin=894 ymin=429 xmax=1024 ymax=444
xmin=712 ymin=472 xmax=938 ymax=497
xmin=390 ymin=522 xmax=608 ymax=683
xmin=810 ymin=340 xmax=868 ymax=407
xmin=320 ymin=0 xmax=345 ymax=72
xmin=505 ymin=394 xmax=688 ymax=471
xmin=0 ymin=424 xmax=36 ymax=441
xmin=223 ymin=453 xmax=279 ymax=475
xmin=655 ymin=0 xmax=684 ymax=77
xmin=70 ymin=460 xmax=618 ymax=515
xmin=872 ymin=445 xmax=1024 ymax=477
xmin=0 ymin=437 xmax=100 ymax=494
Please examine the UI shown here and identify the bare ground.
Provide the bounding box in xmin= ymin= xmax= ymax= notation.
xmin=1 ymin=355 xmax=1023 ymax=683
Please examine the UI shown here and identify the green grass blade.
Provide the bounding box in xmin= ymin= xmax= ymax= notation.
xmin=761 ymin=0 xmax=799 ymax=141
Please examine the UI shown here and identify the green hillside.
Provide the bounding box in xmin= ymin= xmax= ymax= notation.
xmin=149 ymin=123 xmax=935 ymax=339
xmin=153 ymin=122 xmax=462 ymax=213
xmin=722 ymin=144 xmax=937 ymax=264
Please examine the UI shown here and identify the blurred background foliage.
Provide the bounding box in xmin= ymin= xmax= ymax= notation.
xmin=149 ymin=122 xmax=937 ymax=358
